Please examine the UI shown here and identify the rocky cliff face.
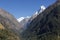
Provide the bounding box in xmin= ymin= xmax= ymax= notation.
xmin=19 ymin=17 xmax=30 ymax=33
xmin=21 ymin=1 xmax=60 ymax=40
xmin=0 ymin=9 xmax=21 ymax=30
xmin=0 ymin=9 xmax=22 ymax=40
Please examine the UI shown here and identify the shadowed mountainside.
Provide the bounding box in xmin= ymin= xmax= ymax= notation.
xmin=21 ymin=0 xmax=60 ymax=40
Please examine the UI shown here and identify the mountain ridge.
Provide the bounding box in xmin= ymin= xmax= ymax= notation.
xmin=0 ymin=8 xmax=22 ymax=40
xmin=21 ymin=1 xmax=60 ymax=40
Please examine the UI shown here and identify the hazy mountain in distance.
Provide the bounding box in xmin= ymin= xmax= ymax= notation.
xmin=17 ymin=5 xmax=46 ymax=33
xmin=17 ymin=16 xmax=31 ymax=33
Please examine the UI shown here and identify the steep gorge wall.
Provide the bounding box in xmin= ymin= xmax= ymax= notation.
xmin=0 ymin=9 xmax=22 ymax=40
xmin=21 ymin=1 xmax=60 ymax=40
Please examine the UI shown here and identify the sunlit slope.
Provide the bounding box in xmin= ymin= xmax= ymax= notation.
xmin=0 ymin=29 xmax=20 ymax=40
xmin=0 ymin=23 xmax=5 ymax=29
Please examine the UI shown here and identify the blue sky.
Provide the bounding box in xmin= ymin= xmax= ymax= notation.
xmin=0 ymin=0 xmax=56 ymax=19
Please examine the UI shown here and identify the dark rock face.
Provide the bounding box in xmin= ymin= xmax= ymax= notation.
xmin=21 ymin=1 xmax=60 ymax=40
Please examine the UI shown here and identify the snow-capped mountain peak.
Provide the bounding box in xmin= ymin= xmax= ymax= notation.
xmin=17 ymin=5 xmax=46 ymax=33
xmin=17 ymin=5 xmax=46 ymax=23
xmin=40 ymin=5 xmax=46 ymax=13
xmin=17 ymin=17 xmax=25 ymax=22
xmin=29 ymin=5 xmax=46 ymax=22
xmin=41 ymin=5 xmax=46 ymax=10
xmin=17 ymin=16 xmax=31 ymax=22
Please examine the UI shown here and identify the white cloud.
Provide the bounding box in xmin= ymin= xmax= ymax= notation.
xmin=17 ymin=17 xmax=25 ymax=22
